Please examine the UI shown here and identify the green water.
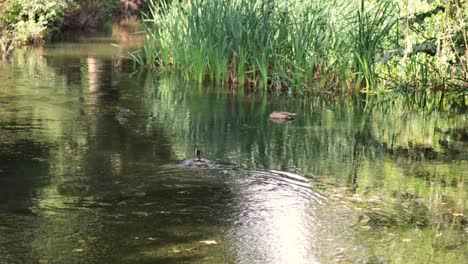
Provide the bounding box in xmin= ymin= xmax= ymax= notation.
xmin=0 ymin=28 xmax=467 ymax=264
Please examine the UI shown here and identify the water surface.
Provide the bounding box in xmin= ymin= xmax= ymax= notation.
xmin=0 ymin=26 xmax=466 ymax=264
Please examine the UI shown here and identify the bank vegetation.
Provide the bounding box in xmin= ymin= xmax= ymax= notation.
xmin=130 ymin=0 xmax=467 ymax=95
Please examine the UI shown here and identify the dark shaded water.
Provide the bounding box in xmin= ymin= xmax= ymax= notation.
xmin=0 ymin=26 xmax=467 ymax=264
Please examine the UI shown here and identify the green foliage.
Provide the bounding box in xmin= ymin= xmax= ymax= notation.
xmin=13 ymin=19 xmax=46 ymax=44
xmin=0 ymin=0 xmax=73 ymax=44
xmin=350 ymin=0 xmax=397 ymax=90
xmin=1 ymin=0 xmax=72 ymax=28
xmin=140 ymin=0 xmax=352 ymax=93
xmin=133 ymin=0 xmax=467 ymax=95
xmin=0 ymin=0 xmax=23 ymax=25
xmin=378 ymin=0 xmax=468 ymax=91
xmin=0 ymin=0 xmax=146 ymax=46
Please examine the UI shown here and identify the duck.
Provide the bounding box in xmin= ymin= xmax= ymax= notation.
xmin=191 ymin=149 xmax=208 ymax=167
xmin=192 ymin=149 xmax=205 ymax=164
xmin=269 ymin=111 xmax=296 ymax=122
xmin=177 ymin=149 xmax=218 ymax=168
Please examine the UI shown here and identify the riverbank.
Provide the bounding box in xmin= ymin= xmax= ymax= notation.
xmin=0 ymin=0 xmax=145 ymax=59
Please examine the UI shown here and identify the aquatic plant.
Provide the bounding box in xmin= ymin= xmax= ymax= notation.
xmin=134 ymin=0 xmax=467 ymax=95
xmin=139 ymin=0 xmax=355 ymax=93
xmin=350 ymin=0 xmax=397 ymax=90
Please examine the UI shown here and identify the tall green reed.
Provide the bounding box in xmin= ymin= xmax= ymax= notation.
xmin=138 ymin=0 xmax=352 ymax=94
xmin=350 ymin=0 xmax=397 ymax=91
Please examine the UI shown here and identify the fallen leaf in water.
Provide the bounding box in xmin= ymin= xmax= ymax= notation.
xmin=334 ymin=248 xmax=345 ymax=255
xmin=199 ymin=240 xmax=218 ymax=245
xmin=402 ymin=239 xmax=411 ymax=243
xmin=97 ymin=202 xmax=112 ymax=206
xmin=72 ymin=248 xmax=84 ymax=253
xmin=360 ymin=215 xmax=370 ymax=223
xmin=172 ymin=249 xmax=181 ymax=253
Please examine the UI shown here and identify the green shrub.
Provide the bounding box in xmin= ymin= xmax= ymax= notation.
xmin=1 ymin=0 xmax=73 ymax=44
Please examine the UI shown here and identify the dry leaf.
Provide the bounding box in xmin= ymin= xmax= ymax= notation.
xmin=199 ymin=240 xmax=218 ymax=245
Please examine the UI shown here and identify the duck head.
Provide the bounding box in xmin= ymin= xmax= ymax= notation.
xmin=195 ymin=149 xmax=202 ymax=162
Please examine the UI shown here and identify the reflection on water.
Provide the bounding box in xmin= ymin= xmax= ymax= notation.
xmin=227 ymin=170 xmax=324 ymax=264
xmin=0 ymin=25 xmax=467 ymax=263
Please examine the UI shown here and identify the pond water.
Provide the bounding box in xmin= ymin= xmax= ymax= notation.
xmin=0 ymin=25 xmax=467 ymax=264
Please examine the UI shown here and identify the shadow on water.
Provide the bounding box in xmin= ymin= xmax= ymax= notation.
xmin=0 ymin=25 xmax=467 ymax=263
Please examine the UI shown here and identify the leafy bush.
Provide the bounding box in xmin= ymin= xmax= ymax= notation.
xmin=14 ymin=19 xmax=46 ymax=44
xmin=0 ymin=0 xmax=73 ymax=44
xmin=1 ymin=0 xmax=72 ymax=27
xmin=0 ymin=0 xmax=24 ymax=25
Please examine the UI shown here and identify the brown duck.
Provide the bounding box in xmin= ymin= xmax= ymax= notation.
xmin=191 ymin=149 xmax=206 ymax=167
xmin=269 ymin=111 xmax=296 ymax=122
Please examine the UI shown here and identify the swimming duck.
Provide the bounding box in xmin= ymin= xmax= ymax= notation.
xmin=269 ymin=111 xmax=296 ymax=122
xmin=191 ymin=149 xmax=206 ymax=167
xmin=177 ymin=149 xmax=218 ymax=168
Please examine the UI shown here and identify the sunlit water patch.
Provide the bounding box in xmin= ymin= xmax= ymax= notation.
xmin=224 ymin=170 xmax=325 ymax=264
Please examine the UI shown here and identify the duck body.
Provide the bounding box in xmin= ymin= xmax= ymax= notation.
xmin=178 ymin=149 xmax=216 ymax=169
xmin=269 ymin=112 xmax=296 ymax=122
xmin=190 ymin=153 xmax=209 ymax=168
